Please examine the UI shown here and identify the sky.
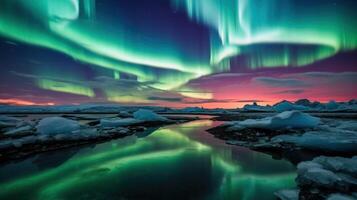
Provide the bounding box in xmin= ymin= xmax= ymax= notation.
xmin=0 ymin=0 xmax=356 ymax=108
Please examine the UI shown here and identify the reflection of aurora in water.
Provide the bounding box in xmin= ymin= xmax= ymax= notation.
xmin=0 ymin=120 xmax=296 ymax=200
xmin=0 ymin=0 xmax=356 ymax=102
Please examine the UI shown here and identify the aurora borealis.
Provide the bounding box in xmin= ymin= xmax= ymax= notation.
xmin=0 ymin=0 xmax=356 ymax=108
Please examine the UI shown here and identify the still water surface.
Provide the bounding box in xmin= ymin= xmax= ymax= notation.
xmin=0 ymin=118 xmax=296 ymax=200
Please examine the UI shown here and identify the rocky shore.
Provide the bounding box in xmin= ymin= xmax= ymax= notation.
xmin=276 ymin=156 xmax=357 ymax=200
xmin=207 ymin=110 xmax=357 ymax=199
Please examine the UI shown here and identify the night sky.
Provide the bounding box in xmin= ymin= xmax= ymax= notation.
xmin=0 ymin=0 xmax=356 ymax=108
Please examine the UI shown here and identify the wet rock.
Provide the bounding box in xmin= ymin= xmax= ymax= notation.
xmin=275 ymin=189 xmax=299 ymax=200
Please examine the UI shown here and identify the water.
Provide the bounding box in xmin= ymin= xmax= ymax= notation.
xmin=0 ymin=118 xmax=296 ymax=200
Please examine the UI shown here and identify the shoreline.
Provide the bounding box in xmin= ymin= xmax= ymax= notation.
xmin=0 ymin=113 xmax=198 ymax=163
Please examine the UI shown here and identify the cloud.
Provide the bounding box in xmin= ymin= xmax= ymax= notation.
xmin=147 ymin=96 xmax=182 ymax=102
xmin=234 ymin=100 xmax=266 ymax=103
xmin=285 ymin=71 xmax=357 ymax=88
xmin=288 ymin=72 xmax=357 ymax=84
xmin=253 ymin=77 xmax=309 ymax=88
xmin=294 ymin=71 xmax=357 ymax=78
xmin=0 ymin=98 xmax=54 ymax=106
xmin=183 ymin=99 xmax=230 ymax=104
xmin=11 ymin=71 xmax=187 ymax=103
xmin=200 ymin=73 xmax=252 ymax=80
xmin=182 ymin=99 xmax=265 ymax=104
xmin=274 ymin=89 xmax=305 ymax=94
xmin=11 ymin=71 xmax=157 ymax=89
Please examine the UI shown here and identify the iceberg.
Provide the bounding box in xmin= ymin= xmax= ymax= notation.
xmin=242 ymin=102 xmax=273 ymax=112
xmin=36 ymin=117 xmax=80 ymax=135
xmin=228 ymin=111 xmax=320 ymax=130
xmin=272 ymin=128 xmax=357 ymax=152
xmin=133 ymin=109 xmax=168 ymax=121
xmin=273 ymin=101 xmax=309 ymax=112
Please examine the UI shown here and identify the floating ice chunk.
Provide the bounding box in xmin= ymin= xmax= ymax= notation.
xmin=297 ymin=161 xmax=324 ymax=171
xmin=272 ymin=130 xmax=357 ymax=152
xmin=337 ymin=121 xmax=357 ymax=131
xmin=313 ymin=156 xmax=357 ymax=175
xmin=4 ymin=125 xmax=32 ymax=136
xmin=133 ymin=109 xmax=168 ymax=121
xmin=36 ymin=117 xmax=80 ymax=135
xmin=328 ymin=194 xmax=356 ymax=200
xmin=226 ymin=124 xmax=245 ymax=132
xmin=0 ymin=116 xmax=20 ymax=128
xmin=100 ymin=118 xmax=141 ymax=128
xmin=118 ymin=111 xmax=132 ymax=117
xmin=298 ymin=167 xmax=341 ymax=187
xmin=230 ymin=111 xmax=320 ymax=130
xmin=297 ymin=156 xmax=357 ymax=193
xmin=0 ymin=116 xmax=20 ymax=123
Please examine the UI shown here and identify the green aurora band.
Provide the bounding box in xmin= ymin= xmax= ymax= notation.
xmin=0 ymin=0 xmax=212 ymax=98
xmin=1 ymin=0 xmax=356 ymax=101
xmin=173 ymin=0 xmax=357 ymax=68
xmin=37 ymin=79 xmax=95 ymax=97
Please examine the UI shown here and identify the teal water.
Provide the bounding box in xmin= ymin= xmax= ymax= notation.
xmin=0 ymin=119 xmax=296 ymax=200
